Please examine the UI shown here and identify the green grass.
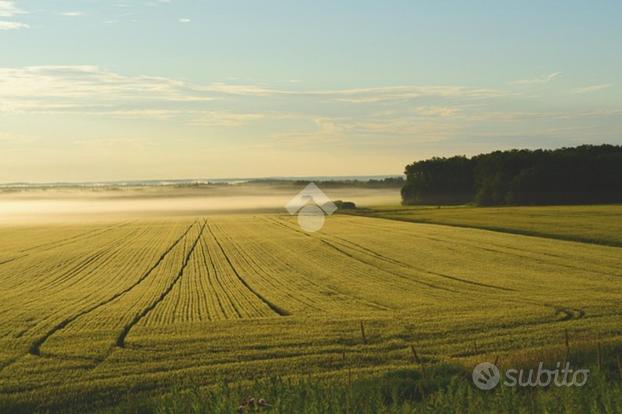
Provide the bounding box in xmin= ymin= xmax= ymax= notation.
xmin=146 ymin=370 xmax=622 ymax=414
xmin=69 ymin=346 xmax=622 ymax=414
xmin=346 ymin=204 xmax=622 ymax=246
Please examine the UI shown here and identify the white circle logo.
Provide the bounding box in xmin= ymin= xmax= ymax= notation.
xmin=285 ymin=183 xmax=337 ymax=233
xmin=297 ymin=204 xmax=326 ymax=233
xmin=472 ymin=362 xmax=500 ymax=390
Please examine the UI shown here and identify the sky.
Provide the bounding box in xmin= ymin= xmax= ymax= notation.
xmin=0 ymin=0 xmax=621 ymax=183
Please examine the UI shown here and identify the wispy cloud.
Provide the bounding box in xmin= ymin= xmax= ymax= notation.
xmin=178 ymin=18 xmax=190 ymax=23
xmin=197 ymin=83 xmax=504 ymax=102
xmin=463 ymin=109 xmax=622 ymax=122
xmin=189 ymin=111 xmax=272 ymax=127
xmin=302 ymin=86 xmax=503 ymax=103
xmin=0 ymin=0 xmax=27 ymax=30
xmin=0 ymin=20 xmax=26 ymax=29
xmin=60 ymin=11 xmax=84 ymax=17
xmin=199 ymin=82 xmax=276 ymax=96
xmin=0 ymin=65 xmax=220 ymax=125
xmin=0 ymin=0 xmax=23 ymax=17
xmin=72 ymin=136 xmax=156 ymax=149
xmin=0 ymin=65 xmax=511 ymax=144
xmin=510 ymin=72 xmax=561 ymax=85
xmin=273 ymin=115 xmax=458 ymax=148
xmin=415 ymin=106 xmax=462 ymax=118
xmin=0 ymin=65 xmax=212 ymax=102
xmin=4 ymin=64 xmax=614 ymax=149
xmin=572 ymin=84 xmax=613 ymax=95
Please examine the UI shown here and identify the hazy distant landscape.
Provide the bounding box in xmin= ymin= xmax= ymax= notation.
xmin=0 ymin=179 xmax=401 ymax=222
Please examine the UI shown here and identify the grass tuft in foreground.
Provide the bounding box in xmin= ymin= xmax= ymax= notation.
xmin=106 ymin=354 xmax=622 ymax=414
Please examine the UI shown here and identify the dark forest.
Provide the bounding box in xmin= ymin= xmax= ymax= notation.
xmin=402 ymin=145 xmax=622 ymax=205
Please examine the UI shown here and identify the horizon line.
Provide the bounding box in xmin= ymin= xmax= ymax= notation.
xmin=0 ymin=173 xmax=405 ymax=187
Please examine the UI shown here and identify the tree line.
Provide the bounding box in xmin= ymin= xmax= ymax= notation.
xmin=401 ymin=144 xmax=622 ymax=206
xmin=292 ymin=177 xmax=404 ymax=188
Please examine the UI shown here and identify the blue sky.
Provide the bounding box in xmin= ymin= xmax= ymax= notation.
xmin=1 ymin=0 xmax=621 ymax=182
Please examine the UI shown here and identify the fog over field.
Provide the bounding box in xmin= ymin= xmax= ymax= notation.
xmin=0 ymin=184 xmax=400 ymax=222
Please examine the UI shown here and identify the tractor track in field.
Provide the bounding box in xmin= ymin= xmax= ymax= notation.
xmin=269 ymin=217 xmax=588 ymax=316
xmin=329 ymin=232 xmax=586 ymax=320
xmin=254 ymin=219 xmax=391 ymax=311
xmin=114 ymin=220 xmax=208 ymax=348
xmin=266 ymin=216 xmax=461 ymax=294
xmin=39 ymin=225 xmax=155 ymax=294
xmin=0 ymin=223 xmax=138 ymax=293
xmin=199 ymin=237 xmax=243 ymax=319
xmin=419 ymin=233 xmax=622 ymax=279
xmin=329 ymin=236 xmax=516 ymax=292
xmin=0 ymin=222 xmax=131 ymax=270
xmin=267 ymin=216 xmax=454 ymax=293
xmin=19 ymin=222 xmax=131 ymax=254
xmin=552 ymin=306 xmax=585 ymax=321
xmin=205 ymin=228 xmax=273 ymax=319
xmin=344 ymin=211 xmax=622 ymax=249
xmin=0 ymin=256 xmax=24 ymax=266
xmin=300 ymin=218 xmax=604 ymax=316
xmin=29 ymin=343 xmax=412 ymax=390
xmin=35 ymin=246 xmax=117 ymax=291
xmin=332 ymin=236 xmax=405 ymax=266
xmin=4 ymin=245 xmax=115 ymax=294
xmin=274 ymin=219 xmax=444 ymax=292
xmin=11 ymin=226 xmax=157 ymax=326
xmin=263 ymin=217 xmax=397 ymax=310
xmin=502 ymin=297 xmax=586 ymax=322
xmin=265 ymin=216 xmax=311 ymax=237
xmin=319 ymin=239 xmax=458 ymax=293
xmin=213 ymin=223 xmax=323 ymax=313
xmin=27 ymin=221 xmax=198 ymax=357
xmin=276 ymin=216 xmax=458 ymax=295
xmin=206 ymin=223 xmax=289 ymax=316
xmin=0 ymin=226 xmax=151 ymax=323
xmin=258 ymin=217 xmax=393 ymax=311
xmin=349 ymin=218 xmax=622 ymax=279
xmin=525 ymin=302 xmax=585 ymax=322
xmin=0 ymin=357 xmax=19 ymax=374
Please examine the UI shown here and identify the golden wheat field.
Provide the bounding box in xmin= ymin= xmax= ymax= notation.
xmin=1 ymin=213 xmax=622 ymax=411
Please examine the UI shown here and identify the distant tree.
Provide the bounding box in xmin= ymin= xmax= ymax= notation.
xmin=334 ymin=200 xmax=356 ymax=209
